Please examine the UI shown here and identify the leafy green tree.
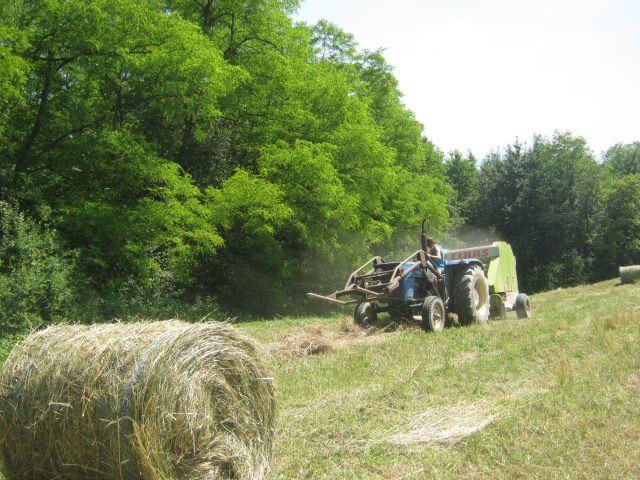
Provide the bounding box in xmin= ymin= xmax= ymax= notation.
xmin=357 ymin=51 xmax=425 ymax=171
xmin=592 ymin=174 xmax=640 ymax=278
xmin=0 ymin=0 xmax=454 ymax=317
xmin=471 ymin=133 xmax=600 ymax=292
xmin=166 ymin=0 xmax=299 ymax=64
xmin=3 ymin=0 xmax=238 ymax=179
xmin=259 ymin=140 xmax=358 ymax=251
xmin=181 ymin=15 xmax=450 ymax=310
xmin=603 ymin=142 xmax=640 ymax=176
xmin=1 ymin=0 xmax=239 ymax=294
xmin=58 ymin=131 xmax=223 ymax=288
xmin=0 ymin=25 xmax=27 ymax=142
xmin=310 ymin=19 xmax=358 ymax=63
xmin=444 ymin=150 xmax=478 ymax=225
xmin=196 ymin=170 xmax=293 ymax=313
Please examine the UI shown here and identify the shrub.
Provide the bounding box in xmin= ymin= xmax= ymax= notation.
xmin=0 ymin=202 xmax=74 ymax=334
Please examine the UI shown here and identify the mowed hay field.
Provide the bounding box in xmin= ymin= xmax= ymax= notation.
xmin=0 ymin=278 xmax=638 ymax=479
xmin=241 ymin=279 xmax=640 ymax=479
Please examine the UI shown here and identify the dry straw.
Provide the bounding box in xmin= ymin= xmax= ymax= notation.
xmin=619 ymin=265 xmax=640 ymax=284
xmin=0 ymin=321 xmax=275 ymax=480
xmin=390 ymin=402 xmax=498 ymax=446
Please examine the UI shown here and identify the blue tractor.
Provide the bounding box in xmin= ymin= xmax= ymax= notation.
xmin=307 ymin=222 xmax=531 ymax=332
xmin=307 ymin=222 xmax=495 ymax=331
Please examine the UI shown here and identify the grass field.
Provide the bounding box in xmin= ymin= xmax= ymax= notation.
xmin=241 ymin=278 xmax=640 ymax=479
xmin=1 ymin=278 xmax=638 ymax=479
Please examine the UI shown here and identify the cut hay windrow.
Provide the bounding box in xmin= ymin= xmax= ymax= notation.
xmin=619 ymin=265 xmax=640 ymax=284
xmin=0 ymin=321 xmax=275 ymax=480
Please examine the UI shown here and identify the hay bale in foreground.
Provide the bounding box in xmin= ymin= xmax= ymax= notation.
xmin=0 ymin=321 xmax=275 ymax=480
xmin=620 ymin=265 xmax=640 ymax=284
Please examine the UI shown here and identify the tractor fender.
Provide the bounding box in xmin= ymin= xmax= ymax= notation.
xmin=446 ymin=258 xmax=484 ymax=271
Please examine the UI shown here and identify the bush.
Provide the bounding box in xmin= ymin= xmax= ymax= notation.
xmin=70 ymin=271 xmax=225 ymax=324
xmin=0 ymin=202 xmax=74 ymax=334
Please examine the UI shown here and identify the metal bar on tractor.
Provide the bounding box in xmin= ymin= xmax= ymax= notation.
xmin=305 ymin=293 xmax=360 ymax=305
xmin=343 ymin=256 xmax=385 ymax=290
xmin=389 ymin=250 xmax=424 ymax=282
xmin=336 ymin=286 xmax=387 ymax=298
xmin=423 ymin=258 xmax=442 ymax=280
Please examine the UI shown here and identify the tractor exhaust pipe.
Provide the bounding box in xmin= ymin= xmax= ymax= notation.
xmin=421 ymin=219 xmax=428 ymax=252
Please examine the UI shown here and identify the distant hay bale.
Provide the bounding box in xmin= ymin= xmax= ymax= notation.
xmin=620 ymin=265 xmax=640 ymax=284
xmin=0 ymin=321 xmax=275 ymax=480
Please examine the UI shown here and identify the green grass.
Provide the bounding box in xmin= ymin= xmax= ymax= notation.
xmin=240 ymin=279 xmax=640 ymax=479
xmin=1 ymin=279 xmax=639 ymax=479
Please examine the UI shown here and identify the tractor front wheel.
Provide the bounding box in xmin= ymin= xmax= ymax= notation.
xmin=455 ymin=265 xmax=490 ymax=325
xmin=354 ymin=302 xmax=378 ymax=327
xmin=514 ymin=293 xmax=532 ymax=318
xmin=421 ymin=296 xmax=445 ymax=332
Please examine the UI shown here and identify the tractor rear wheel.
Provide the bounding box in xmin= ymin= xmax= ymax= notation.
xmin=421 ymin=296 xmax=445 ymax=332
xmin=514 ymin=293 xmax=532 ymax=318
xmin=455 ymin=265 xmax=490 ymax=325
xmin=354 ymin=302 xmax=377 ymax=326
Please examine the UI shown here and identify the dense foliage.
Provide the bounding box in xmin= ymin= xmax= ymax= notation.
xmin=0 ymin=0 xmax=449 ymax=327
xmin=446 ymin=138 xmax=640 ymax=293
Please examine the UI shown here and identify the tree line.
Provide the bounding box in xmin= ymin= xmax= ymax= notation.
xmin=445 ymin=137 xmax=640 ymax=293
xmin=1 ymin=0 xmax=638 ymax=335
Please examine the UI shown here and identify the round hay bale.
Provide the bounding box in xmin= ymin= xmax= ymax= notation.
xmin=620 ymin=265 xmax=640 ymax=284
xmin=0 ymin=321 xmax=275 ymax=480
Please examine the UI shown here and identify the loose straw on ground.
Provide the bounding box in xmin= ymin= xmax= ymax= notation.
xmin=390 ymin=402 xmax=498 ymax=446
xmin=0 ymin=321 xmax=275 ymax=480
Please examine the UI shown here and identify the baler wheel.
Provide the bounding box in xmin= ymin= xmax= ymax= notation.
xmin=490 ymin=294 xmax=507 ymax=319
xmin=455 ymin=265 xmax=490 ymax=325
xmin=421 ymin=296 xmax=445 ymax=332
xmin=354 ymin=302 xmax=378 ymax=327
xmin=514 ymin=293 xmax=532 ymax=318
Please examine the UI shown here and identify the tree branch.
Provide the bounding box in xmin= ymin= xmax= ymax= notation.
xmin=14 ymin=55 xmax=55 ymax=174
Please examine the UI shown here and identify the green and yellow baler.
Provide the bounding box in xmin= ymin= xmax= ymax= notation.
xmin=445 ymin=242 xmax=531 ymax=319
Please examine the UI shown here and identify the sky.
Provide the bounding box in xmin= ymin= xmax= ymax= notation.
xmin=294 ymin=0 xmax=640 ymax=159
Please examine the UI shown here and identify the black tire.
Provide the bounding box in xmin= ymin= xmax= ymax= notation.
xmin=514 ymin=293 xmax=532 ymax=319
xmin=454 ymin=265 xmax=490 ymax=325
xmin=354 ymin=302 xmax=377 ymax=326
xmin=421 ymin=296 xmax=445 ymax=332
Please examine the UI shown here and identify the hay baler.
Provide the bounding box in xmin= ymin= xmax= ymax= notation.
xmin=307 ymin=226 xmax=531 ymax=332
xmin=446 ymin=242 xmax=531 ymax=320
